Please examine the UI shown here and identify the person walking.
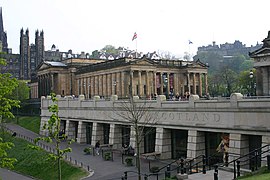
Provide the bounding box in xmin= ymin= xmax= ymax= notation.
xmin=95 ymin=140 xmax=100 ymax=155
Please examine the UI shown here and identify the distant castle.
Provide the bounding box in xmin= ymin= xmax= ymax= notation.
xmin=197 ymin=40 xmax=262 ymax=57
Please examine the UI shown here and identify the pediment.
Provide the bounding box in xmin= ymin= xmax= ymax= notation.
xmin=132 ymin=59 xmax=155 ymax=66
xmin=38 ymin=63 xmax=50 ymax=70
xmin=250 ymin=47 xmax=270 ymax=57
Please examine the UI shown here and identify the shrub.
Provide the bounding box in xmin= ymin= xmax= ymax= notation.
xmin=83 ymin=147 xmax=92 ymax=155
xmin=104 ymin=152 xmax=111 ymax=161
xmin=125 ymin=157 xmax=133 ymax=166
xmin=150 ymin=166 xmax=159 ymax=173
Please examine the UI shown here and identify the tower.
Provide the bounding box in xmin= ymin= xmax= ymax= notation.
xmin=20 ymin=28 xmax=30 ymax=79
xmin=0 ymin=7 xmax=8 ymax=53
xmin=35 ymin=30 xmax=44 ymax=67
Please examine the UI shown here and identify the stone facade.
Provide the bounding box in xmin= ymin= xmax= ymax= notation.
xmin=36 ymin=57 xmax=208 ymax=98
xmin=249 ymin=31 xmax=270 ymax=96
xmin=40 ymin=93 xmax=270 ymax=162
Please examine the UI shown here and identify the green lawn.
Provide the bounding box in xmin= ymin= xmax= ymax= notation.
xmin=5 ymin=116 xmax=41 ymax=134
xmin=238 ymin=167 xmax=270 ymax=180
xmin=4 ymin=133 xmax=89 ymax=180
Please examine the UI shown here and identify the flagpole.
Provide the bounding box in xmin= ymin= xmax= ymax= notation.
xmin=136 ymin=38 xmax=137 ymax=58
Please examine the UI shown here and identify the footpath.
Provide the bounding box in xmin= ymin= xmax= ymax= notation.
xmin=3 ymin=123 xmax=234 ymax=180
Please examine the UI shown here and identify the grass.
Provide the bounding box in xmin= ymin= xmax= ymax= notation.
xmin=4 ymin=133 xmax=89 ymax=180
xmin=5 ymin=116 xmax=41 ymax=134
xmin=238 ymin=166 xmax=270 ymax=180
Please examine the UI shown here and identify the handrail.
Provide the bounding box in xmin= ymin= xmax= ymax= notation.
xmin=214 ymin=144 xmax=270 ymax=179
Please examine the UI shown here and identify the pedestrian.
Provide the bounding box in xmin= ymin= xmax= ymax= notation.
xmin=95 ymin=140 xmax=100 ymax=155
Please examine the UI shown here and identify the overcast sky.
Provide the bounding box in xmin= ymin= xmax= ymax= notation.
xmin=1 ymin=0 xmax=270 ymax=57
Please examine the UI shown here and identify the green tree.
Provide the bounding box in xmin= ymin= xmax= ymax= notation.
xmin=30 ymin=93 xmax=73 ymax=180
xmin=101 ymin=45 xmax=119 ymax=55
xmin=0 ymin=55 xmax=19 ymax=169
xmin=113 ymin=98 xmax=158 ymax=180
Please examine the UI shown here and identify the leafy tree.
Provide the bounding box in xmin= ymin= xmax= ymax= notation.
xmin=237 ymin=69 xmax=256 ymax=95
xmin=0 ymin=55 xmax=19 ymax=169
xmin=220 ymin=67 xmax=238 ymax=96
xmin=91 ymin=50 xmax=99 ymax=59
xmin=113 ymin=98 xmax=158 ymax=180
xmin=9 ymin=80 xmax=30 ymax=102
xmin=193 ymin=52 xmax=223 ymax=73
xmin=30 ymin=93 xmax=73 ymax=180
xmin=101 ymin=45 xmax=119 ymax=55
xmin=239 ymin=59 xmax=254 ymax=72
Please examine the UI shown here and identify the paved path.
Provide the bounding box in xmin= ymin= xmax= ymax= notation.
xmin=0 ymin=168 xmax=34 ymax=180
xmin=3 ymin=123 xmax=235 ymax=180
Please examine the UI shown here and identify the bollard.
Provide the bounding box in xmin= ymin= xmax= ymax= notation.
xmin=165 ymin=165 xmax=171 ymax=178
xmin=144 ymin=175 xmax=148 ymax=180
xmin=214 ymin=164 xmax=218 ymax=180
xmin=124 ymin=171 xmax=127 ymax=180
xmin=202 ymin=155 xmax=206 ymax=174
xmin=180 ymin=158 xmax=184 ymax=174
xmin=214 ymin=172 xmax=218 ymax=180
xmin=88 ymin=165 xmax=90 ymax=171
xmin=267 ymin=155 xmax=270 ymax=170
xmin=237 ymin=161 xmax=240 ymax=177
xmin=225 ymin=152 xmax=229 ymax=167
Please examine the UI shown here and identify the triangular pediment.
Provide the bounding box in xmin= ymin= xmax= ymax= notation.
xmin=38 ymin=63 xmax=50 ymax=70
xmin=250 ymin=47 xmax=270 ymax=57
xmin=131 ymin=58 xmax=156 ymax=66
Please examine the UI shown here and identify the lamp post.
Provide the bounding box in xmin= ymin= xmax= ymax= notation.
xmin=249 ymin=70 xmax=254 ymax=96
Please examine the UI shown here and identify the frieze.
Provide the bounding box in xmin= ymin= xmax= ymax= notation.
xmin=156 ymin=112 xmax=221 ymax=123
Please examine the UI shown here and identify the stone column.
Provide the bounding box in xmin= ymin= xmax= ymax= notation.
xmin=229 ymin=134 xmax=249 ymax=168
xmin=146 ymin=71 xmax=150 ymax=98
xmin=166 ymin=73 xmax=170 ymax=96
xmin=204 ymin=73 xmax=208 ymax=95
xmin=187 ymin=73 xmax=190 ymax=93
xmin=199 ymin=73 xmax=202 ymax=97
xmin=261 ymin=135 xmax=270 ymax=166
xmin=51 ymin=74 xmax=54 ymax=93
xmin=65 ymin=120 xmax=70 ymax=139
xmin=111 ymin=73 xmax=114 ymax=95
xmin=160 ymin=72 xmax=164 ymax=94
xmin=138 ymin=71 xmax=142 ymax=96
xmin=262 ymin=67 xmax=269 ymax=95
xmin=155 ymin=127 xmax=171 ymax=159
xmin=173 ymin=73 xmax=178 ymax=95
xmin=40 ymin=117 xmax=49 ymax=136
xmin=77 ymin=121 xmax=86 ymax=144
xmin=193 ymin=73 xmax=196 ymax=95
xmin=153 ymin=71 xmax=157 ymax=95
xmin=109 ymin=124 xmax=122 ymax=149
xmin=106 ymin=74 xmax=109 ymax=98
xmin=91 ymin=76 xmax=94 ymax=97
xmin=130 ymin=71 xmax=134 ymax=96
xmin=92 ymin=122 xmax=103 ymax=145
xmin=121 ymin=71 xmax=125 ymax=98
xmin=187 ymin=130 xmax=205 ymax=159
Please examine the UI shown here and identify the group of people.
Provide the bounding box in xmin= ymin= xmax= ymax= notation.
xmin=92 ymin=141 xmax=135 ymax=156
xmin=123 ymin=144 xmax=135 ymax=156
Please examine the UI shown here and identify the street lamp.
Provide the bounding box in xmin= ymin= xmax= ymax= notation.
xmin=249 ymin=70 xmax=254 ymax=96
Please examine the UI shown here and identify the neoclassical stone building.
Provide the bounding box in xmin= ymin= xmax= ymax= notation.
xmin=36 ymin=56 xmax=208 ymax=98
xmin=249 ymin=31 xmax=270 ymax=96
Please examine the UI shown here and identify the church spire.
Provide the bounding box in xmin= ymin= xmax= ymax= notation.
xmin=0 ymin=7 xmax=8 ymax=52
xmin=0 ymin=7 xmax=4 ymax=36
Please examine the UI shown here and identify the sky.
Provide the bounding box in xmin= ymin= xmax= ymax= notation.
xmin=1 ymin=0 xmax=270 ymax=58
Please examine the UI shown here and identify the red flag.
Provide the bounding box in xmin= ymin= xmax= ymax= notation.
xmin=132 ymin=32 xmax=137 ymax=41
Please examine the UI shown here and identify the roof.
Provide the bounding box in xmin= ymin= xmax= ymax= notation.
xmin=44 ymin=61 xmax=67 ymax=67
